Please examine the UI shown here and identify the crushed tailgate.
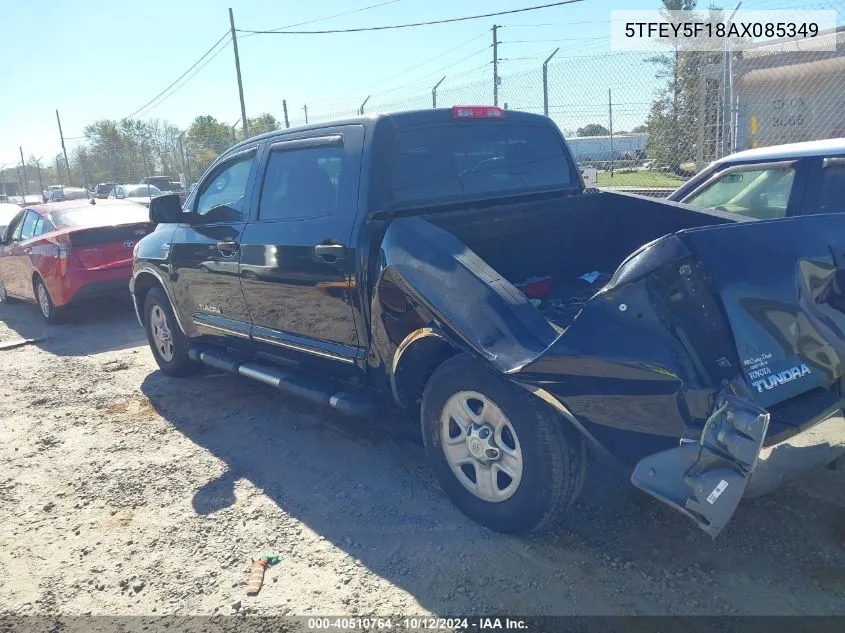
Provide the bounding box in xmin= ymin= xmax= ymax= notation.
xmin=679 ymin=214 xmax=845 ymax=411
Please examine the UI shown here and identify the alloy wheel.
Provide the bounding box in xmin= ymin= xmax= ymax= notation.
xmin=440 ymin=390 xmax=524 ymax=502
xmin=37 ymin=282 xmax=51 ymax=318
xmin=150 ymin=305 xmax=174 ymax=362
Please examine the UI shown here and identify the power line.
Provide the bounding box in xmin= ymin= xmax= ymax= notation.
xmin=314 ymin=44 xmax=492 ymax=112
xmin=370 ymin=46 xmax=492 ymax=97
xmin=123 ymin=31 xmax=231 ymax=120
xmin=134 ymin=39 xmax=233 ymax=120
xmin=241 ymin=0 xmax=406 ymax=37
xmin=354 ymin=31 xmax=488 ymax=93
xmin=505 ymin=37 xmax=610 ymax=43
xmin=120 ymin=2 xmax=406 ymax=122
xmin=238 ymin=0 xmax=586 ymax=35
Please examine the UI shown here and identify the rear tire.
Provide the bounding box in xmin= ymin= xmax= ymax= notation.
xmin=143 ymin=286 xmax=198 ymax=377
xmin=34 ymin=276 xmax=64 ymax=324
xmin=422 ymin=354 xmax=585 ymax=534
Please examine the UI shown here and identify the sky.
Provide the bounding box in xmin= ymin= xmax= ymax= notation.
xmin=0 ymin=0 xmax=799 ymax=170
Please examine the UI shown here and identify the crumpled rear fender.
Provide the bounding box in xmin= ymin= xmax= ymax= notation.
xmin=370 ymin=217 xmax=559 ymax=386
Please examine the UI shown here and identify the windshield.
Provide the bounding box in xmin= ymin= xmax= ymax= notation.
xmin=55 ymin=188 xmax=89 ymax=200
xmin=683 ymin=165 xmax=796 ymax=219
xmin=390 ymin=123 xmax=576 ymax=207
xmin=124 ymin=184 xmax=162 ymax=197
xmin=49 ymin=205 xmax=149 ymax=228
xmin=147 ymin=179 xmax=176 ymax=190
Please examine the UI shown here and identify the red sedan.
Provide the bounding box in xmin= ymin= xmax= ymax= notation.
xmin=0 ymin=199 xmax=154 ymax=323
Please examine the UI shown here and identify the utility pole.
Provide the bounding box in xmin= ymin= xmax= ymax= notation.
xmin=229 ymin=8 xmax=248 ymax=138
xmin=16 ymin=165 xmax=24 ymax=201
xmin=722 ymin=2 xmax=742 ymax=156
xmin=608 ymin=88 xmax=614 ymax=178
xmin=492 ymin=25 xmax=500 ymax=106
xmin=432 ymin=76 xmax=446 ymax=108
xmin=231 ymin=118 xmax=241 ymax=145
xmin=303 ymin=104 xmax=308 ymax=124
xmin=359 ymin=95 xmax=371 ymax=115
xmin=34 ymin=157 xmax=44 ymax=197
xmin=542 ymin=48 xmax=559 ymax=117
xmin=56 ymin=109 xmax=71 ymax=184
xmin=19 ymin=147 xmax=28 ymax=196
xmin=282 ymin=100 xmax=290 ymax=128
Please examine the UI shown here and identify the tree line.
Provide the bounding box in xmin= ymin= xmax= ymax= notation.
xmin=15 ymin=113 xmax=281 ymax=192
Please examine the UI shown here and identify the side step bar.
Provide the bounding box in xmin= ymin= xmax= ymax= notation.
xmin=188 ymin=347 xmax=379 ymax=417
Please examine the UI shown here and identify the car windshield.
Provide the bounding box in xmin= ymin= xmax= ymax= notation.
xmin=148 ymin=179 xmax=176 ymax=190
xmin=683 ymin=165 xmax=796 ymax=219
xmin=56 ymin=188 xmax=89 ymax=200
xmin=390 ymin=123 xmax=577 ymax=207
xmin=49 ymin=204 xmax=149 ymax=228
xmin=124 ymin=184 xmax=162 ymax=197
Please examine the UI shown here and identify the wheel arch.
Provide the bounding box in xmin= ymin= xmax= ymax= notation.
xmin=131 ymin=270 xmax=162 ymax=325
xmin=32 ymin=271 xmax=54 ymax=303
xmin=132 ymin=268 xmax=187 ymax=335
xmin=513 ymin=381 xmax=612 ymax=460
xmin=391 ymin=328 xmax=459 ymax=410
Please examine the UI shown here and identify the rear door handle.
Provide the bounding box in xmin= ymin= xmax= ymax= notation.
xmin=216 ymin=240 xmax=239 ymax=256
xmin=314 ymin=243 xmax=346 ymax=263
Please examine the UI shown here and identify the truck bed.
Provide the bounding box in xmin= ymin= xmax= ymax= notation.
xmin=423 ymin=189 xmax=735 ymax=331
xmin=531 ymin=279 xmax=602 ymax=331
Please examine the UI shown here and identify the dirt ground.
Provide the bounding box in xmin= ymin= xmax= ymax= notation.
xmin=1 ymin=297 xmax=845 ymax=618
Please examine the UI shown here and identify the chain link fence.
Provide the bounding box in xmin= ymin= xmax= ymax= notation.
xmin=9 ymin=1 xmax=842 ymax=201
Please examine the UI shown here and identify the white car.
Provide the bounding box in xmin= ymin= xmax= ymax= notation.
xmin=669 ymin=138 xmax=845 ymax=219
xmin=109 ymin=184 xmax=163 ymax=207
xmin=43 ymin=185 xmax=63 ymax=202
xmin=48 ymin=187 xmax=89 ymax=202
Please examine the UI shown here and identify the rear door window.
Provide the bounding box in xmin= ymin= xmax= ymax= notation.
xmin=19 ymin=211 xmax=39 ymax=240
xmin=683 ymin=163 xmax=796 ymax=219
xmin=33 ymin=216 xmax=55 ymax=236
xmin=390 ymin=124 xmax=576 ymax=207
xmin=259 ymin=146 xmax=344 ymax=221
xmin=817 ymin=159 xmax=845 ymax=213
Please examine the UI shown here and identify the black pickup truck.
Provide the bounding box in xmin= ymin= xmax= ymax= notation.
xmin=131 ymin=106 xmax=845 ymax=537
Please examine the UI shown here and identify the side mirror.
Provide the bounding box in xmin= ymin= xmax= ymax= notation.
xmin=149 ymin=193 xmax=189 ymax=224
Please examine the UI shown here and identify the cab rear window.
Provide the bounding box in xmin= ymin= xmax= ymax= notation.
xmin=390 ymin=124 xmax=576 ymax=207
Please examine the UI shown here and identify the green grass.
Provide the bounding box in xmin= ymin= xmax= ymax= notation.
xmin=596 ymin=170 xmax=687 ymax=189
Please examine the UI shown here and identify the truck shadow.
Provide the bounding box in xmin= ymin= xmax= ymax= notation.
xmin=140 ymin=369 xmax=845 ymax=615
xmin=0 ymin=297 xmax=145 ymax=356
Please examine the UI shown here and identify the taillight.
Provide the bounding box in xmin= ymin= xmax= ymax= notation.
xmin=57 ymin=243 xmax=70 ymax=276
xmin=451 ymin=105 xmax=505 ymax=119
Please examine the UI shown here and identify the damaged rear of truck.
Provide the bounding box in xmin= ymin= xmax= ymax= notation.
xmin=134 ymin=107 xmax=845 ymax=538
xmin=371 ymin=159 xmax=845 ymax=538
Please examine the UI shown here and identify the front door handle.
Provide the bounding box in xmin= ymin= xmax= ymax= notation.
xmin=314 ymin=243 xmax=346 ymax=263
xmin=23 ymin=246 xmax=32 ymax=253
xmin=216 ymin=240 xmax=239 ymax=256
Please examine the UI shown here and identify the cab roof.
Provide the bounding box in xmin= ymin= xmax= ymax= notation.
xmin=227 ymin=108 xmax=554 ymax=153
xmin=716 ymin=138 xmax=845 ymax=165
